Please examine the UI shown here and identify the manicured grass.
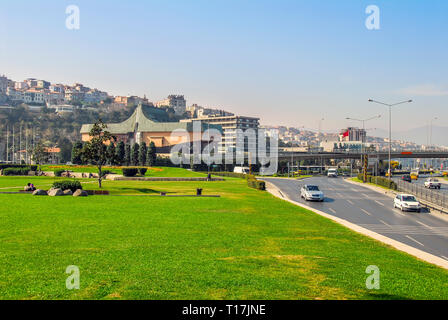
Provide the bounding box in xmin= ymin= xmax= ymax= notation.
xmin=0 ymin=177 xmax=448 ymax=299
xmin=39 ymin=165 xmax=207 ymax=178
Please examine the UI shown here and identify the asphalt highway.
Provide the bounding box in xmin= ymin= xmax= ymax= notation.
xmin=264 ymin=176 xmax=448 ymax=261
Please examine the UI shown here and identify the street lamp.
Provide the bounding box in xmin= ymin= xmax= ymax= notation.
xmin=345 ymin=115 xmax=381 ymax=181
xmin=430 ymin=116 xmax=438 ymax=148
xmin=368 ymin=99 xmax=413 ymax=179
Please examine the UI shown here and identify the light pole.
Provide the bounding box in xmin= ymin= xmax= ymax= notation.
xmin=345 ymin=115 xmax=381 ymax=181
xmin=368 ymin=99 xmax=413 ymax=179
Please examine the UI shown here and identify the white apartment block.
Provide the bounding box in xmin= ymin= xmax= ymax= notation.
xmin=181 ymin=115 xmax=260 ymax=154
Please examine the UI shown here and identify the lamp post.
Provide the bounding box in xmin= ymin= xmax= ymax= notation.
xmin=368 ymin=99 xmax=413 ymax=179
xmin=345 ymin=115 xmax=381 ymax=181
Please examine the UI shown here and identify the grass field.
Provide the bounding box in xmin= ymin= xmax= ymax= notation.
xmin=1 ymin=170 xmax=448 ymax=299
xmin=39 ymin=165 xmax=207 ymax=178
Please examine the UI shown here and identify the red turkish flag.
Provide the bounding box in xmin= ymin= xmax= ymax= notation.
xmin=342 ymin=130 xmax=349 ymax=138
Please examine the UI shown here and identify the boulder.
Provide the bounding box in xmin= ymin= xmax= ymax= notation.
xmin=32 ymin=189 xmax=47 ymax=196
xmin=73 ymin=189 xmax=88 ymax=197
xmin=48 ymin=188 xmax=64 ymax=197
xmin=63 ymin=189 xmax=73 ymax=196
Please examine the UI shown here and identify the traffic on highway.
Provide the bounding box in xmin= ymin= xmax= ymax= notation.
xmin=264 ymin=176 xmax=448 ymax=261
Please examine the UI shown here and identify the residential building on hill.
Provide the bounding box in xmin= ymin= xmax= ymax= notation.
xmin=155 ymin=95 xmax=186 ymax=115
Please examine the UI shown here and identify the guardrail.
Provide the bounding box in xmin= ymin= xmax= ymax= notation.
xmin=396 ymin=180 xmax=448 ymax=213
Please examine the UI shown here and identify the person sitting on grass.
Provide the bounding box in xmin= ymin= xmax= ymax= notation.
xmin=25 ymin=183 xmax=36 ymax=192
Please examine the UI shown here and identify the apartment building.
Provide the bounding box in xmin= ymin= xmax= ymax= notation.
xmin=181 ymin=114 xmax=260 ymax=154
xmin=155 ymin=95 xmax=186 ymax=115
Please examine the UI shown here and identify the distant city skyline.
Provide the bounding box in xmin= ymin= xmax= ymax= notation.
xmin=1 ymin=0 xmax=447 ymax=136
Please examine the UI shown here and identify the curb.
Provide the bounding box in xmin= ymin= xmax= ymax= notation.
xmin=264 ymin=181 xmax=448 ymax=270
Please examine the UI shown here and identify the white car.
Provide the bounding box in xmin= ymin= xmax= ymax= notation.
xmin=424 ymin=178 xmax=441 ymax=189
xmin=394 ymin=194 xmax=421 ymax=212
xmin=300 ymin=185 xmax=324 ymax=202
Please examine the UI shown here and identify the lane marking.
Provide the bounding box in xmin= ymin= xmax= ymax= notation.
xmin=360 ymin=208 xmax=372 ymax=216
xmin=379 ymin=219 xmax=391 ymax=227
xmin=347 ymin=199 xmax=354 ymax=205
xmin=374 ymin=200 xmax=385 ymax=207
xmin=415 ymin=221 xmax=432 ymax=229
xmin=405 ymin=235 xmax=425 ymax=247
xmin=328 ymin=208 xmax=336 ymax=214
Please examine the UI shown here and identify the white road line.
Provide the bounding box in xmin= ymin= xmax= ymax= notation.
xmin=361 ymin=193 xmax=370 ymax=198
xmin=379 ymin=219 xmax=391 ymax=227
xmin=405 ymin=235 xmax=425 ymax=247
xmin=347 ymin=199 xmax=354 ymax=205
xmin=374 ymin=200 xmax=385 ymax=207
xmin=328 ymin=208 xmax=336 ymax=214
xmin=360 ymin=208 xmax=372 ymax=216
xmin=415 ymin=221 xmax=432 ymax=229
xmin=441 ymin=256 xmax=448 ymax=261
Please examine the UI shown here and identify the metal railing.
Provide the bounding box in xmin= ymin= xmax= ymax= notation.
xmin=396 ymin=180 xmax=448 ymax=212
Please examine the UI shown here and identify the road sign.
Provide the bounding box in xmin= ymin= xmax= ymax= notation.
xmin=368 ymin=155 xmax=379 ymax=166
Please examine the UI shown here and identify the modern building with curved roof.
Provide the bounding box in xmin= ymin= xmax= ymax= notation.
xmin=80 ymin=104 xmax=221 ymax=151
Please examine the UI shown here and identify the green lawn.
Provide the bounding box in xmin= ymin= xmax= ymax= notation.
xmin=39 ymin=165 xmax=207 ymax=178
xmin=1 ymin=175 xmax=448 ymax=299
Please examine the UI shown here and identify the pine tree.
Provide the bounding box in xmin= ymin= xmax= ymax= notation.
xmin=106 ymin=142 xmax=116 ymax=165
xmin=115 ymin=141 xmax=125 ymax=165
xmin=131 ymin=143 xmax=140 ymax=166
xmin=139 ymin=142 xmax=147 ymax=166
xmin=146 ymin=141 xmax=157 ymax=166
xmin=71 ymin=141 xmax=83 ymax=165
xmin=124 ymin=144 xmax=131 ymax=166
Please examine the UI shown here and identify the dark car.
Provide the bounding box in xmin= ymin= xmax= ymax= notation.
xmin=402 ymin=174 xmax=412 ymax=183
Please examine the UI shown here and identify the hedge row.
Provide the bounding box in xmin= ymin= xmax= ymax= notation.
xmin=0 ymin=164 xmax=37 ymax=171
xmin=357 ymin=173 xmax=397 ymax=190
xmin=52 ymin=180 xmax=83 ymax=192
xmin=54 ymin=169 xmax=65 ymax=177
xmin=247 ymin=177 xmax=266 ymax=191
xmin=2 ymin=167 xmax=31 ymax=176
xmin=122 ymin=167 xmax=148 ymax=177
xmin=211 ymin=172 xmax=256 ymax=180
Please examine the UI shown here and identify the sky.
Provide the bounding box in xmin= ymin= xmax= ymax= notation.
xmin=0 ymin=0 xmax=447 ymax=139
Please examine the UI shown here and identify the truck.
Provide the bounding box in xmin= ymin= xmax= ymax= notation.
xmin=234 ymin=166 xmax=250 ymax=174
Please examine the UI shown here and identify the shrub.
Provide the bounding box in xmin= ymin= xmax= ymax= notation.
xmin=101 ymin=170 xmax=112 ymax=177
xmin=2 ymin=167 xmax=31 ymax=176
xmin=247 ymin=177 xmax=266 ymax=191
xmin=122 ymin=167 xmax=139 ymax=177
xmin=212 ymin=172 xmax=255 ymax=179
xmin=138 ymin=167 xmax=148 ymax=176
xmin=52 ymin=180 xmax=82 ymax=192
xmin=54 ymin=169 xmax=65 ymax=177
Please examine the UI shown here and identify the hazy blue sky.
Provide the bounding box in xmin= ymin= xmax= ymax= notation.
xmin=1 ymin=0 xmax=447 ymax=135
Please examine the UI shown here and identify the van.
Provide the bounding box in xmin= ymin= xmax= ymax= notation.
xmin=234 ymin=166 xmax=250 ymax=174
xmin=327 ymin=168 xmax=338 ymax=178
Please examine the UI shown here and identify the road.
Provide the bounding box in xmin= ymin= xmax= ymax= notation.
xmin=264 ymin=176 xmax=448 ymax=261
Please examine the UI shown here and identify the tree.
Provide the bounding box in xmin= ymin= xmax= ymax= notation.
xmin=115 ymin=141 xmax=125 ymax=165
xmin=80 ymin=119 xmax=116 ymax=188
xmin=32 ymin=142 xmax=48 ymax=173
xmin=131 ymin=143 xmax=140 ymax=166
xmin=124 ymin=144 xmax=131 ymax=166
xmin=71 ymin=141 xmax=84 ymax=164
xmin=106 ymin=142 xmax=116 ymax=165
xmin=146 ymin=141 xmax=157 ymax=166
xmin=139 ymin=142 xmax=147 ymax=166
xmin=58 ymin=137 xmax=73 ymax=163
